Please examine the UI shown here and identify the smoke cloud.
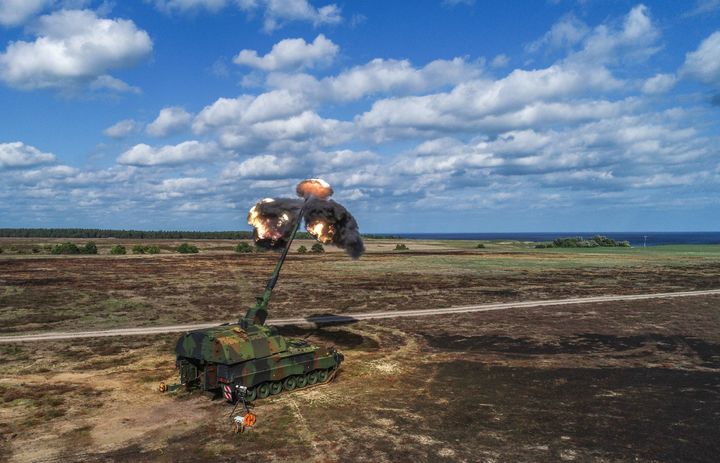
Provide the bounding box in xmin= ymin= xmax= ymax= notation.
xmin=248 ymin=196 xmax=365 ymax=258
xmin=304 ymin=197 xmax=365 ymax=258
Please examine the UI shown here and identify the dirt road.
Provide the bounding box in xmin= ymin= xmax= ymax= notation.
xmin=2 ymin=288 xmax=719 ymax=343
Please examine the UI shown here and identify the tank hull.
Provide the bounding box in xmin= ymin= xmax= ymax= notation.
xmin=175 ymin=323 xmax=343 ymax=402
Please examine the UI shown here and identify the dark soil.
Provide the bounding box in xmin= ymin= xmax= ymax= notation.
xmin=2 ymin=252 xmax=720 ymax=333
xmin=2 ymin=249 xmax=720 ymax=462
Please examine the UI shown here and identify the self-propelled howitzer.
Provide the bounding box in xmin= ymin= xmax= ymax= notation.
xmin=174 ymin=205 xmax=344 ymax=403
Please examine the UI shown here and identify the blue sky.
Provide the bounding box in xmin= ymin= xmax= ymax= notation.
xmin=0 ymin=0 xmax=719 ymax=233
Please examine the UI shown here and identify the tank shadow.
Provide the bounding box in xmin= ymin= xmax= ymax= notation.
xmin=303 ymin=312 xmax=358 ymax=326
xmin=277 ymin=323 xmax=379 ymax=350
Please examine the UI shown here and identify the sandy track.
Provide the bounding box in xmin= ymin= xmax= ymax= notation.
xmin=2 ymin=289 xmax=720 ymax=343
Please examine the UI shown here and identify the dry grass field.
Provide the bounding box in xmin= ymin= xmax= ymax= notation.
xmin=1 ymin=238 xmax=719 ymax=462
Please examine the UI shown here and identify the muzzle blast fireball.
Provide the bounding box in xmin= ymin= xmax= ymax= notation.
xmin=248 ymin=178 xmax=364 ymax=258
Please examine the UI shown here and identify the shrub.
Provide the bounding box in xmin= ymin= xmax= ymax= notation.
xmin=235 ymin=242 xmax=253 ymax=253
xmin=31 ymin=245 xmax=42 ymax=254
xmin=297 ymin=245 xmax=308 ymax=254
xmin=82 ymin=241 xmax=98 ymax=255
xmin=0 ymin=247 xmax=3 ymax=254
xmin=110 ymin=245 xmax=127 ymax=255
xmin=177 ymin=243 xmax=199 ymax=254
xmin=132 ymin=244 xmax=160 ymax=254
xmin=535 ymin=244 xmax=547 ymax=249
xmin=476 ymin=243 xmax=486 ymax=249
xmin=310 ymin=243 xmax=325 ymax=254
xmin=51 ymin=242 xmax=81 ymax=255
xmin=394 ymin=243 xmax=409 ymax=251
xmin=552 ymin=237 xmax=582 ymax=248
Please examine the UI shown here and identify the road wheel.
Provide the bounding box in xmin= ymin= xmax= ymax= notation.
xmin=307 ymin=371 xmax=318 ymax=385
xmin=270 ymin=381 xmax=282 ymax=395
xmin=317 ymin=369 xmax=329 ymax=382
xmin=257 ymin=383 xmax=270 ymax=399
xmin=283 ymin=376 xmax=297 ymax=391
xmin=296 ymin=375 xmax=308 ymax=388
xmin=245 ymin=387 xmax=257 ymax=401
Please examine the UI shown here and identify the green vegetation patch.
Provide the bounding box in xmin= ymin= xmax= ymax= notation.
xmin=50 ymin=241 xmax=98 ymax=255
xmin=133 ymin=244 xmax=161 ymax=254
xmin=235 ymin=241 xmax=253 ymax=253
xmin=176 ymin=243 xmax=199 ymax=254
xmin=110 ymin=245 xmax=126 ymax=255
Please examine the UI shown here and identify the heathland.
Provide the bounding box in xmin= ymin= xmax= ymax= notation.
xmin=1 ymin=238 xmax=719 ymax=462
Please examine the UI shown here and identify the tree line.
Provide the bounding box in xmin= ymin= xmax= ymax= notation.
xmin=535 ymin=235 xmax=631 ymax=248
xmin=0 ymin=228 xmax=400 ymax=240
xmin=0 ymin=228 xmax=254 ymax=239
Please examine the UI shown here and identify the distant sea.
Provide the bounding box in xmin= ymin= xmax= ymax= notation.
xmin=391 ymin=232 xmax=720 ymax=247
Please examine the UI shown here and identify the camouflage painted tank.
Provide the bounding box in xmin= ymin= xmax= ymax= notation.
xmin=175 ymin=320 xmax=343 ymax=402
xmin=174 ymin=200 xmax=344 ymax=403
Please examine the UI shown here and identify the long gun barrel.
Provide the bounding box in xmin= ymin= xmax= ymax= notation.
xmin=241 ymin=200 xmax=307 ymax=327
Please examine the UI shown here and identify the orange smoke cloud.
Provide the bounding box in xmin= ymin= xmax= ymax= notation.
xmin=296 ymin=178 xmax=333 ymax=199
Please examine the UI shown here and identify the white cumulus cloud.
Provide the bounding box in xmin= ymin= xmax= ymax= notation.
xmin=642 ymin=73 xmax=677 ymax=94
xmin=238 ymin=0 xmax=342 ymax=32
xmin=234 ymin=34 xmax=338 ymax=71
xmin=155 ymin=177 xmax=210 ymax=199
xmin=567 ymin=5 xmax=659 ymax=65
xmin=152 ymin=0 xmax=342 ymax=31
xmin=146 ymin=107 xmax=193 ymax=137
xmin=682 ymin=31 xmax=720 ymax=85
xmin=526 ymin=14 xmax=589 ymax=53
xmin=193 ymin=89 xmax=310 ymax=133
xmin=222 ymin=154 xmax=299 ymax=179
xmin=0 ymin=0 xmax=52 ymax=27
xmin=357 ymin=64 xmax=621 ymax=136
xmin=0 ymin=9 xmax=152 ymax=91
xmin=0 ymin=141 xmax=55 ymax=168
xmin=90 ymin=74 xmax=141 ymax=94
xmin=117 ymin=140 xmax=218 ymax=166
xmin=103 ymin=119 xmax=139 ymax=138
xmin=267 ymin=57 xmax=482 ymax=101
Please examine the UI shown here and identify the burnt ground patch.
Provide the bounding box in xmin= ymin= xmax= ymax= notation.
xmin=418 ymin=361 xmax=720 ymax=463
xmin=422 ymin=333 xmax=720 ymax=368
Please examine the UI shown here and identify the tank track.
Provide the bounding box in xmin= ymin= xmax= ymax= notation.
xmin=227 ymin=367 xmax=337 ymax=403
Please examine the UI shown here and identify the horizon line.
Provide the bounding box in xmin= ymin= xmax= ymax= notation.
xmin=1 ymin=228 xmax=719 ymax=234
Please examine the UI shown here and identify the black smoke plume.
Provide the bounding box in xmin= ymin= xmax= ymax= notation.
xmin=304 ymin=197 xmax=365 ymax=259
